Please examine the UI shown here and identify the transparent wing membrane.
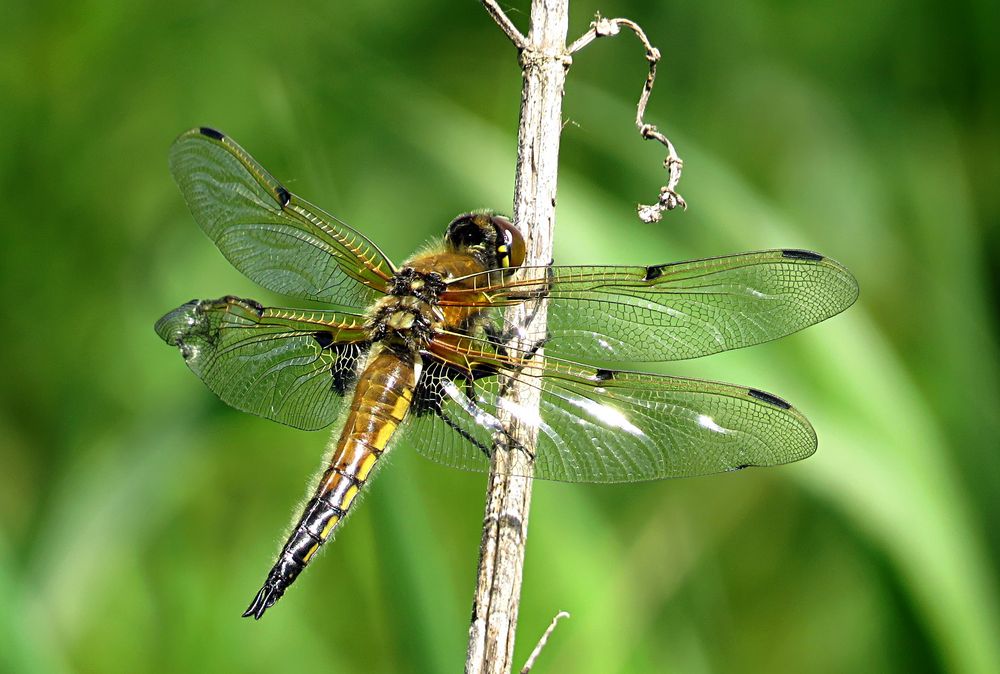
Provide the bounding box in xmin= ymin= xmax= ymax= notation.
xmin=403 ymin=341 xmax=817 ymax=483
xmin=163 ymin=131 xmax=857 ymax=484
xmin=169 ymin=128 xmax=395 ymax=308
xmin=156 ymin=125 xmax=861 ymax=625
xmin=441 ymin=250 xmax=858 ymax=363
xmin=155 ymin=296 xmax=370 ymax=430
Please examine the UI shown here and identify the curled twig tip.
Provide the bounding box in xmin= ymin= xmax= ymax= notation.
xmin=593 ymin=16 xmax=619 ymax=37
xmin=568 ymin=14 xmax=686 ymax=221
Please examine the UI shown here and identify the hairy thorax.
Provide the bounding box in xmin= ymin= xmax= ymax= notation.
xmin=367 ymin=250 xmax=492 ymax=350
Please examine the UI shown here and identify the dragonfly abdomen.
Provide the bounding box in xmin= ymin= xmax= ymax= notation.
xmin=243 ymin=347 xmax=419 ymax=619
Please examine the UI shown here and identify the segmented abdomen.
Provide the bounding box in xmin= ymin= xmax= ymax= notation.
xmin=243 ymin=347 xmax=418 ymax=619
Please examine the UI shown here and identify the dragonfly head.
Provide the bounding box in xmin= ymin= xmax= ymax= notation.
xmin=445 ymin=211 xmax=525 ymax=273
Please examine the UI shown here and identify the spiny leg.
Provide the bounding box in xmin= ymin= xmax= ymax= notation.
xmin=495 ymin=334 xmax=549 ymax=400
xmin=488 ymin=264 xmax=554 ymax=463
xmin=483 ymin=259 xmax=554 ymax=357
xmin=440 ymin=405 xmax=494 ymax=460
xmin=438 ymin=371 xmax=528 ymax=462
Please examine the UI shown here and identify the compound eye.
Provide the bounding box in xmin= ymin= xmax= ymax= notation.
xmin=492 ymin=215 xmax=525 ymax=269
xmin=445 ymin=213 xmax=489 ymax=249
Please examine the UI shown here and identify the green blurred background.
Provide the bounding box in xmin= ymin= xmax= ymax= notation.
xmin=2 ymin=0 xmax=998 ymax=672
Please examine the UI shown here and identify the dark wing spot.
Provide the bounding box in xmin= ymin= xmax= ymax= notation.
xmin=411 ymin=360 xmax=497 ymax=459
xmin=413 ymin=362 xmax=464 ymax=416
xmin=412 ymin=359 xmax=496 ymax=417
xmin=217 ymin=295 xmax=263 ymax=316
xmin=595 ymin=369 xmax=616 ymax=382
xmin=781 ymin=249 xmax=824 ymax=261
xmin=312 ymin=336 xmax=369 ymax=395
xmin=729 ymin=463 xmax=753 ymax=471
xmin=199 ymin=127 xmax=225 ymax=141
xmin=644 ymin=265 xmax=665 ymax=281
xmin=747 ymin=388 xmax=792 ymax=409
xmin=275 ymin=186 xmax=291 ymax=208
xmin=243 ymin=297 xmax=264 ymax=314
xmin=332 ymin=342 xmax=368 ymax=395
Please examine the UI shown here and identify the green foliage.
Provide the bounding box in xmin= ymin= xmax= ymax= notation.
xmin=1 ymin=0 xmax=997 ymax=672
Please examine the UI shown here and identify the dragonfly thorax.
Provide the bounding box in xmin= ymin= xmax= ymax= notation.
xmin=367 ymin=267 xmax=446 ymax=349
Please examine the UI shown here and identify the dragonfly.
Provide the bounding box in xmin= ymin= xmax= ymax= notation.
xmin=156 ymin=127 xmax=858 ymax=620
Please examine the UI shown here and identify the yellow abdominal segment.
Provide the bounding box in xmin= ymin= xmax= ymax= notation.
xmin=321 ymin=514 xmax=341 ymax=539
xmin=341 ymin=485 xmax=360 ymax=511
xmin=357 ymin=454 xmax=377 ymax=481
xmin=287 ymin=353 xmax=417 ymax=588
xmin=373 ymin=421 xmax=397 ymax=451
xmin=390 ymin=390 xmax=412 ymax=421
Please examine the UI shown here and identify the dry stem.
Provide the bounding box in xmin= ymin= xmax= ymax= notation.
xmin=466 ymin=2 xmax=569 ymax=673
xmin=467 ymin=4 xmax=682 ymax=673
xmin=482 ymin=0 xmax=527 ymax=48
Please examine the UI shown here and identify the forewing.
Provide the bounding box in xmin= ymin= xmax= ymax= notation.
xmin=441 ymin=250 xmax=858 ymax=363
xmin=403 ymin=341 xmax=816 ymax=483
xmin=155 ymin=296 xmax=370 ymax=430
xmin=169 ymin=127 xmax=395 ymax=308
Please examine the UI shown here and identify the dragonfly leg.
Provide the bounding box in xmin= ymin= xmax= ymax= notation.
xmin=496 ymin=334 xmax=549 ymax=399
xmin=505 ymin=259 xmax=555 ymax=302
xmin=439 ymin=405 xmax=494 ymax=460
xmin=484 ymin=320 xmax=551 ymax=362
xmin=488 ymin=259 xmax=554 ymax=348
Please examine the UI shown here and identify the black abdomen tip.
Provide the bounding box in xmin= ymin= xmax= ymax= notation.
xmin=781 ymin=249 xmax=824 ymax=261
xmin=242 ymin=557 xmax=302 ymax=620
xmin=243 ymin=579 xmax=283 ymax=620
xmin=199 ymin=127 xmax=225 ymax=141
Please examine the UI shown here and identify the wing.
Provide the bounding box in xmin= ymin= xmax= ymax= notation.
xmin=155 ymin=296 xmax=371 ymax=430
xmin=169 ymin=127 xmax=396 ymax=308
xmin=439 ymin=250 xmax=858 ymax=363
xmin=402 ymin=336 xmax=815 ymax=483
